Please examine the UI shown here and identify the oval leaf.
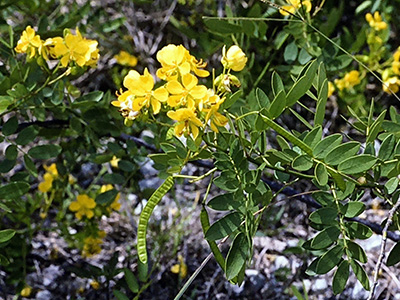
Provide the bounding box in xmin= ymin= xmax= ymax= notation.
xmin=346 ymin=222 xmax=373 ymax=240
xmin=28 ymin=145 xmax=62 ymax=160
xmin=316 ymin=245 xmax=344 ymax=274
xmin=0 ymin=229 xmax=16 ymax=243
xmin=350 ymin=260 xmax=370 ymax=290
xmin=315 ymin=163 xmax=329 ymax=186
xmin=205 ymin=212 xmax=243 ymax=241
xmin=309 ymin=207 xmax=338 ymax=225
xmin=324 ymin=142 xmax=360 ymax=166
xmin=310 ymin=226 xmax=341 ymax=250
xmin=0 ymin=181 xmax=30 ymax=199
xmin=313 ymin=134 xmax=343 ymax=159
xmin=333 ymin=260 xmax=349 ymax=295
xmin=347 ymin=241 xmax=367 ymax=263
xmin=292 ymin=154 xmax=313 ymax=171
xmin=387 ymin=242 xmax=400 ymax=266
xmin=342 ymin=202 xmax=365 ymax=218
xmin=225 ymin=233 xmax=249 ymax=280
xmin=338 ymin=155 xmax=377 ymax=175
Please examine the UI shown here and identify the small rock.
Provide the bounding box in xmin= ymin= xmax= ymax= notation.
xmin=358 ymin=234 xmax=381 ymax=252
xmin=36 ymin=290 xmax=52 ymax=300
xmin=274 ymin=256 xmax=290 ymax=270
xmin=313 ymin=278 xmax=328 ymax=291
xmin=225 ymin=281 xmax=244 ymax=296
xmin=351 ymin=280 xmax=369 ymax=299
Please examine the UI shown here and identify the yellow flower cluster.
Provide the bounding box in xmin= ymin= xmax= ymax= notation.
xmin=114 ymin=50 xmax=138 ymax=67
xmin=69 ymin=194 xmax=96 ymax=220
xmin=112 ymin=44 xmax=247 ymax=139
xmin=279 ymin=0 xmax=312 ymax=16
xmin=81 ymin=230 xmax=106 ymax=258
xmin=38 ymin=163 xmax=59 ymax=193
xmin=365 ymin=12 xmax=387 ymax=31
xmin=334 ymin=70 xmax=361 ymax=91
xmin=15 ymin=25 xmax=99 ymax=68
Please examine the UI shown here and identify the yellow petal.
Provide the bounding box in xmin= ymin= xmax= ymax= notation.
xmin=166 ymin=80 xmax=184 ymax=94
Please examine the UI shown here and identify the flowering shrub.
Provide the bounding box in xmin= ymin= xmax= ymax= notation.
xmin=2 ymin=1 xmax=400 ymax=300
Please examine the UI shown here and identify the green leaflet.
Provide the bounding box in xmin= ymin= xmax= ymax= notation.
xmin=137 ymin=176 xmax=174 ymax=263
xmin=260 ymin=114 xmax=313 ymax=156
xmin=200 ymin=207 xmax=226 ymax=271
xmin=332 ymin=260 xmax=349 ymax=295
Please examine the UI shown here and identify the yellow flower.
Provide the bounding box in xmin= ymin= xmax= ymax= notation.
xmin=200 ymin=91 xmax=228 ymax=133
xmin=327 ymin=81 xmax=335 ymax=97
xmin=38 ymin=163 xmax=59 ymax=193
xmin=167 ymin=107 xmax=203 ymax=139
xmin=15 ymin=26 xmax=42 ymax=58
xmin=82 ymin=235 xmax=103 ymax=258
xmin=113 ymin=68 xmax=168 ymax=116
xmin=170 ymin=255 xmax=187 ymax=279
xmin=69 ymin=194 xmax=96 ymax=220
xmin=49 ymin=29 xmax=99 ymax=67
xmin=221 ymin=45 xmax=247 ymax=72
xmin=365 ymin=11 xmax=387 ymax=31
xmin=383 ymin=77 xmax=400 ymax=94
xmin=90 ymin=280 xmax=100 ymax=290
xmin=393 ymin=48 xmax=400 ymax=75
xmin=100 ymin=184 xmax=121 ymax=211
xmin=20 ymin=285 xmax=32 ymax=297
xmin=279 ymin=0 xmax=312 ymax=16
xmin=110 ymin=155 xmax=120 ymax=168
xmin=184 ymin=51 xmax=210 ymax=78
xmin=166 ymin=73 xmax=207 ymax=107
xmin=156 ymin=44 xmax=191 ymax=80
xmin=114 ymin=50 xmax=138 ymax=67
xmin=335 ymin=70 xmax=361 ymax=91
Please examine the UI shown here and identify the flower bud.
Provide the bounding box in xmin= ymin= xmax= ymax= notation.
xmin=221 ymin=45 xmax=247 ymax=71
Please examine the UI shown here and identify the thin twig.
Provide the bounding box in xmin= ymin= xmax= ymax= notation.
xmin=368 ymin=200 xmax=400 ymax=300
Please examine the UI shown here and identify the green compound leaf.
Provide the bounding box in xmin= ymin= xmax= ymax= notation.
xmin=286 ymin=60 xmax=318 ymax=106
xmin=310 ymin=226 xmax=341 ymax=250
xmin=337 ymin=155 xmax=377 ymax=175
xmin=137 ymin=176 xmax=174 ymax=263
xmin=205 ymin=212 xmax=243 ymax=241
xmin=324 ymin=142 xmax=360 ymax=166
xmin=0 ymin=181 xmax=30 ymax=199
xmin=316 ymin=244 xmax=344 ymax=274
xmin=313 ymin=134 xmax=343 ymax=159
xmin=333 ymin=260 xmax=349 ymax=295
xmin=347 ymin=241 xmax=367 ymax=263
xmin=0 ymin=229 xmax=16 ymax=243
xmin=350 ymin=259 xmax=370 ymax=290
xmin=200 ymin=207 xmax=225 ymax=271
xmin=309 ymin=207 xmax=338 ymax=225
xmin=225 ymin=232 xmax=249 ymax=280
xmin=28 ymin=145 xmax=62 ymax=160
xmin=387 ymin=242 xmax=400 ymax=266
